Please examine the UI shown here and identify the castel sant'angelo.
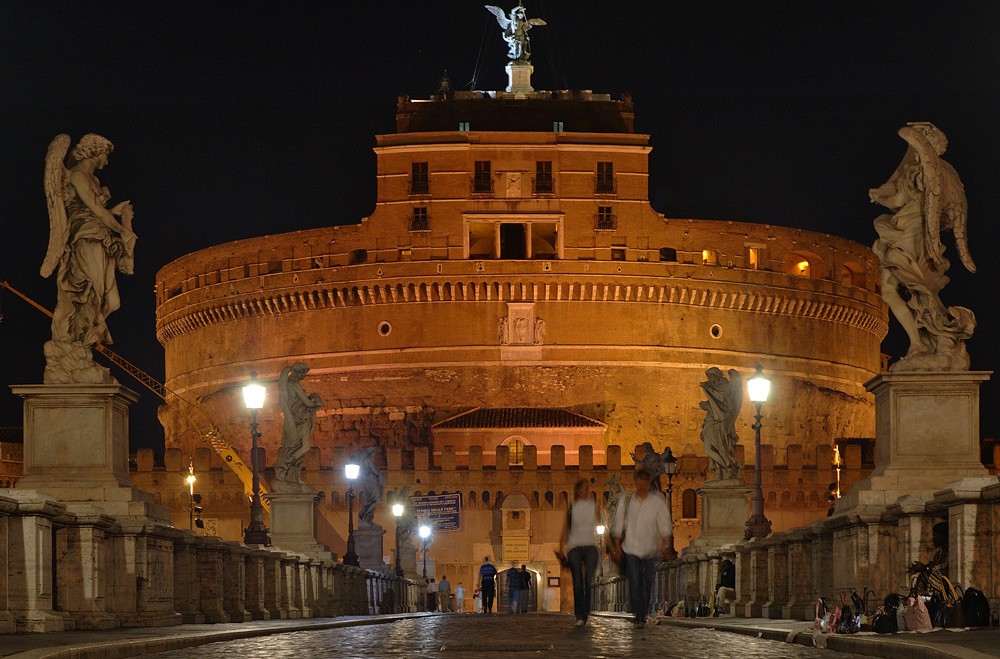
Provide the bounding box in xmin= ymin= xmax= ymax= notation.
xmin=136 ymin=14 xmax=887 ymax=611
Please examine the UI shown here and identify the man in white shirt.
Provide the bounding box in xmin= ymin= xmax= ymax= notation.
xmin=454 ymin=582 xmax=466 ymax=612
xmin=612 ymin=469 xmax=673 ymax=627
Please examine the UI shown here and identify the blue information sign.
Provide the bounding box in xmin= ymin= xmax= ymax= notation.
xmin=411 ymin=492 xmax=462 ymax=532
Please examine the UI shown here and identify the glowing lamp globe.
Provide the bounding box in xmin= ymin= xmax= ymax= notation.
xmin=392 ymin=503 xmax=404 ymax=517
xmin=747 ymin=365 xmax=771 ymax=404
xmin=419 ymin=525 xmax=431 ymax=540
xmin=345 ymin=463 xmax=360 ymax=480
xmin=242 ymin=371 xmax=265 ymax=410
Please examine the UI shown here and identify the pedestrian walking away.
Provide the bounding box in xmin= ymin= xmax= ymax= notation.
xmin=518 ymin=564 xmax=531 ymax=613
xmin=478 ymin=556 xmax=498 ymax=613
xmin=612 ymin=469 xmax=673 ymax=627
xmin=559 ymin=478 xmax=600 ymax=626
xmin=507 ymin=565 xmax=522 ymax=613
xmin=425 ymin=578 xmax=437 ymax=612
xmin=438 ymin=574 xmax=451 ymax=612
xmin=454 ymin=582 xmax=466 ymax=612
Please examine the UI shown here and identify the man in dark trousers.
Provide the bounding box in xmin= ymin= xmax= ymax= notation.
xmin=519 ymin=565 xmax=531 ymax=613
xmin=478 ymin=556 xmax=498 ymax=613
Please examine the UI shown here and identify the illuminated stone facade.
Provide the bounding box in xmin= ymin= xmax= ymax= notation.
xmin=148 ymin=86 xmax=888 ymax=591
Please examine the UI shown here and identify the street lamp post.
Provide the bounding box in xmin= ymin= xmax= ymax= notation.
xmin=185 ymin=457 xmax=203 ymax=531
xmin=242 ymin=371 xmax=270 ymax=546
xmin=392 ymin=503 xmax=405 ymax=577
xmin=663 ymin=447 xmax=678 ymax=558
xmin=343 ymin=461 xmax=360 ymax=567
xmin=745 ymin=365 xmax=773 ymax=539
xmin=419 ymin=524 xmax=431 ymax=581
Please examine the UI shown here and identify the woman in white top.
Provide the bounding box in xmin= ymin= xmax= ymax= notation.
xmin=559 ymin=478 xmax=600 ymax=626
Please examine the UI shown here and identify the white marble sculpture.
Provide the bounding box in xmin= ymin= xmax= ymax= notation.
xmin=485 ymin=3 xmax=546 ymax=62
xmin=602 ymin=471 xmax=624 ymax=532
xmin=355 ymin=446 xmax=385 ymax=525
xmin=870 ymin=122 xmax=976 ymax=372
xmin=698 ymin=367 xmax=743 ymax=482
xmin=42 ymin=134 xmax=136 ymax=384
xmin=273 ymin=363 xmax=323 ymax=492
xmin=629 ymin=442 xmax=673 ymax=492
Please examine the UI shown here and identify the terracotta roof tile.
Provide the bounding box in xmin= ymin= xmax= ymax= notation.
xmin=433 ymin=408 xmax=605 ymax=430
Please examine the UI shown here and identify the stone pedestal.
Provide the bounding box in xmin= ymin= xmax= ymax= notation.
xmin=505 ymin=61 xmax=534 ymax=93
xmin=264 ymin=492 xmax=332 ymax=559
xmin=354 ymin=521 xmax=387 ymax=572
xmin=836 ymin=372 xmax=990 ymax=515
xmin=689 ymin=480 xmax=750 ymax=551
xmin=11 ymin=384 xmax=170 ymax=522
xmin=393 ymin=539 xmax=418 ymax=580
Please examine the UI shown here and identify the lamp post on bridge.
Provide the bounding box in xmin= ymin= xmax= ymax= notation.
xmin=242 ymin=371 xmax=270 ymax=546
xmin=663 ymin=447 xmax=678 ymax=558
xmin=392 ymin=502 xmax=405 ymax=578
xmin=744 ymin=365 xmax=773 ymax=539
xmin=343 ymin=460 xmax=360 ymax=567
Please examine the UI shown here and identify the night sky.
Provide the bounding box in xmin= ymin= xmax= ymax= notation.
xmin=3 ymin=2 xmax=1000 ymax=450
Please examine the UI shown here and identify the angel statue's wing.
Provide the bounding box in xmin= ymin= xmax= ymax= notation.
xmin=726 ymin=369 xmax=744 ymax=429
xmin=528 ymin=18 xmax=547 ymax=27
xmin=941 ymin=159 xmax=975 ymax=273
xmin=41 ymin=134 xmax=71 ymax=278
xmin=485 ymin=5 xmax=511 ymax=30
xmin=899 ymin=125 xmax=947 ymax=267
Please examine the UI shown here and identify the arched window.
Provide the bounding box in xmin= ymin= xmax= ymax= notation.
xmin=503 ymin=436 xmax=527 ymax=464
xmin=784 ymin=251 xmax=822 ymax=278
xmin=682 ymin=489 xmax=697 ymax=519
xmin=701 ymin=249 xmax=719 ymax=266
xmin=659 ymin=247 xmax=678 ymax=262
xmin=839 ymin=261 xmax=865 ymax=287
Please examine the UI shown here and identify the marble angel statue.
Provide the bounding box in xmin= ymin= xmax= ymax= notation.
xmin=699 ymin=367 xmax=744 ymax=482
xmin=485 ymin=3 xmax=546 ymax=61
xmin=42 ymin=134 xmax=136 ymax=384
xmin=629 ymin=441 xmax=675 ymax=493
xmin=355 ymin=446 xmax=386 ymax=525
xmin=870 ymin=122 xmax=975 ymax=371
xmin=273 ymin=362 xmax=324 ymax=492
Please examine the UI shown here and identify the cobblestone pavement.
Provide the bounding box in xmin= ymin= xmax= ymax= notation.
xmin=147 ymin=613 xmax=873 ymax=659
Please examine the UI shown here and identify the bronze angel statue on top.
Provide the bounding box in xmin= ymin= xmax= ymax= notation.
xmin=699 ymin=367 xmax=744 ymax=482
xmin=485 ymin=3 xmax=546 ymax=62
xmin=870 ymin=122 xmax=975 ymax=372
xmin=42 ymin=134 xmax=136 ymax=384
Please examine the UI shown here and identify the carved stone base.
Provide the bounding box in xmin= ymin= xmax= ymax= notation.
xmin=263 ymin=492 xmax=333 ymax=559
xmin=354 ymin=522 xmax=388 ymax=572
xmin=836 ymin=371 xmax=990 ymax=515
xmin=505 ymin=62 xmax=534 ymax=93
xmin=11 ymin=384 xmax=170 ymax=522
xmin=689 ymin=480 xmax=750 ymax=551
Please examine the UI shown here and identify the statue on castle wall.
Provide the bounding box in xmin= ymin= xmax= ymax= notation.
xmin=870 ymin=122 xmax=976 ymax=372
xmin=355 ymin=446 xmax=385 ymax=525
xmin=42 ymin=134 xmax=136 ymax=384
xmin=532 ymin=317 xmax=546 ymax=345
xmin=699 ymin=367 xmax=743 ymax=482
xmin=485 ymin=3 xmax=547 ymax=62
xmin=273 ymin=362 xmax=323 ymax=492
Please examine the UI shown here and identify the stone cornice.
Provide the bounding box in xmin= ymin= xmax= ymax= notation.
xmin=156 ymin=272 xmax=888 ymax=345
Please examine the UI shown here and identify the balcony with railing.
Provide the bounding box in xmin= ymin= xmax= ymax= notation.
xmin=409 ymin=213 xmax=430 ymax=232
xmin=532 ymin=177 xmax=554 ymax=195
xmin=469 ymin=177 xmax=494 ymax=196
xmin=594 ymin=212 xmax=618 ymax=231
xmin=408 ymin=178 xmax=430 ymax=196
xmin=594 ymin=177 xmax=617 ymax=195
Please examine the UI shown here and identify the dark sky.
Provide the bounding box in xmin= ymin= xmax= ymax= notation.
xmin=3 ymin=2 xmax=1000 ymax=448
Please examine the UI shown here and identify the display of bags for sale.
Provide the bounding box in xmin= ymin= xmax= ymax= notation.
xmin=929 ymin=577 xmax=965 ymax=629
xmin=905 ymin=594 xmax=933 ymax=631
xmin=962 ymin=587 xmax=991 ymax=627
xmin=872 ymin=605 xmax=897 ymax=634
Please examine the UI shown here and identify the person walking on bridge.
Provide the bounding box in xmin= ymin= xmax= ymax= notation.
xmin=478 ymin=556 xmax=498 ymax=613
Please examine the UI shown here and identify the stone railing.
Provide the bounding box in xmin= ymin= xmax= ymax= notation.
xmin=593 ymin=476 xmax=1000 ymax=620
xmin=0 ymin=489 xmax=424 ymax=633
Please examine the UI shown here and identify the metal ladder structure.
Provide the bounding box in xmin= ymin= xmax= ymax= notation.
xmin=0 ymin=280 xmax=270 ymax=511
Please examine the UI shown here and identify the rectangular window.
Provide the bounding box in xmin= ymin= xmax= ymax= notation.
xmin=534 ymin=161 xmax=553 ymax=194
xmin=611 ymin=248 xmax=626 ymax=261
xmin=410 ymin=162 xmax=429 ymax=195
xmin=473 ymin=161 xmax=492 ymax=194
xmin=458 ymin=121 xmax=470 ymax=131
xmin=411 ymin=207 xmax=429 ymax=231
xmin=595 ymin=206 xmax=616 ymax=231
xmin=553 ymin=121 xmax=564 ymax=132
xmin=596 ymin=161 xmax=615 ymax=194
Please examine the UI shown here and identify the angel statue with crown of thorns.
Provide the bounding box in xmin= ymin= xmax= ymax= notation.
xmin=41 ymin=134 xmax=136 ymax=384
xmin=485 ymin=3 xmax=547 ymax=62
